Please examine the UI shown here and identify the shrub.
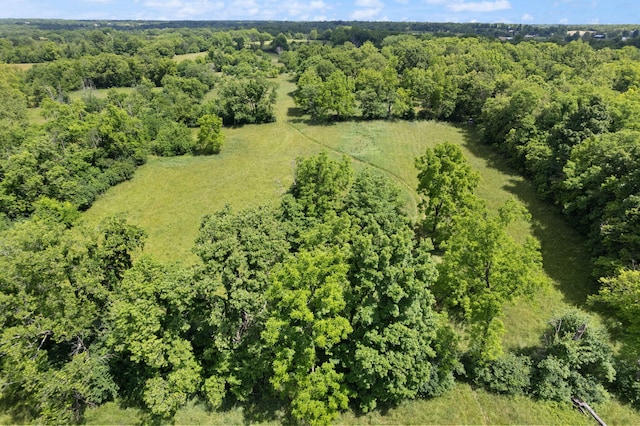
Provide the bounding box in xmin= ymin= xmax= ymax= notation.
xmin=611 ymin=358 xmax=640 ymax=409
xmin=531 ymin=310 xmax=616 ymax=405
xmin=420 ymin=320 xmax=462 ymax=398
xmin=151 ymin=121 xmax=194 ymax=156
xmin=195 ymin=114 xmax=224 ymax=155
xmin=472 ymin=353 xmax=532 ymax=396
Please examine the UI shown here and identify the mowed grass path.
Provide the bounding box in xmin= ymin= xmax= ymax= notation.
xmin=82 ymin=74 xmax=640 ymax=424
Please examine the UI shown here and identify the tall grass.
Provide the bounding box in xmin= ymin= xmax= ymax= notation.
xmin=83 ymin=384 xmax=635 ymax=425
xmin=338 ymin=383 xmax=594 ymax=425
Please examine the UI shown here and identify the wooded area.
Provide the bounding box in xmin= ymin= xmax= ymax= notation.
xmin=1 ymin=20 xmax=639 ymax=424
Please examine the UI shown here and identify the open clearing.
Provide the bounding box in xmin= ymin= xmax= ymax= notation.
xmin=82 ymin=77 xmax=471 ymax=263
xmin=9 ymin=63 xmax=35 ymax=71
xmin=81 ymin=74 xmax=640 ymax=424
xmin=173 ymin=51 xmax=208 ymax=62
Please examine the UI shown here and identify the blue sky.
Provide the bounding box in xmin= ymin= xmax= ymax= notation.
xmin=1 ymin=0 xmax=638 ymax=24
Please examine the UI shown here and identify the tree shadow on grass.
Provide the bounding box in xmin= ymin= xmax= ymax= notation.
xmin=346 ymin=400 xmax=395 ymax=423
xmin=287 ymin=106 xmax=305 ymax=118
xmin=287 ymin=114 xmax=353 ymax=127
xmin=457 ymin=126 xmax=597 ymax=307
xmin=0 ymin=396 xmax=37 ymax=425
xmin=227 ymin=391 xmax=288 ymax=426
xmin=503 ymin=176 xmax=597 ymax=306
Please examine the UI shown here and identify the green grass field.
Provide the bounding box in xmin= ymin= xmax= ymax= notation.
xmin=9 ymin=63 xmax=35 ymax=71
xmin=78 ymin=74 xmax=640 ymax=424
xmin=68 ymin=86 xmax=139 ymax=101
xmin=82 ymin=381 xmax=639 ymax=426
xmin=172 ymin=51 xmax=208 ymax=62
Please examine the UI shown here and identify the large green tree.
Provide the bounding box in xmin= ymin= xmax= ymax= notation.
xmin=294 ymin=69 xmax=355 ymax=121
xmin=294 ymin=68 xmax=326 ymax=118
xmin=435 ymin=199 xmax=546 ymax=361
xmin=0 ymin=212 xmax=142 ymax=423
xmin=561 ymin=130 xmax=640 ymax=273
xmin=192 ymin=206 xmax=289 ymax=406
xmin=281 ymin=152 xmax=353 ymax=248
xmin=589 ymin=268 xmax=640 ymax=357
xmin=321 ymin=70 xmax=356 ymax=120
xmin=0 ymin=65 xmax=29 ymax=153
xmin=340 ymin=170 xmax=443 ymax=411
xmin=107 ymin=257 xmax=201 ymax=419
xmin=215 ymin=77 xmax=277 ymax=125
xmin=262 ymin=248 xmax=352 ymax=426
xmin=415 ymin=142 xmax=480 ymax=248
xmin=355 ymin=63 xmax=399 ymax=119
xmin=282 ymin=156 xmax=454 ymax=410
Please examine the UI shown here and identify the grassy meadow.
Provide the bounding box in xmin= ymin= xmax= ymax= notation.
xmin=9 ymin=63 xmax=35 ymax=71
xmin=77 ymin=74 xmax=640 ymax=424
xmin=68 ymin=86 xmax=139 ymax=101
xmin=172 ymin=51 xmax=208 ymax=62
xmin=82 ymin=77 xmax=468 ymax=263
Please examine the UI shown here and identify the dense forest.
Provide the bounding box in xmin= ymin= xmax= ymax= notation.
xmin=1 ymin=20 xmax=640 ymax=424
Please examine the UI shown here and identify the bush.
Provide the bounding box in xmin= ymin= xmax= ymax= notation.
xmin=151 ymin=121 xmax=194 ymax=156
xmin=611 ymin=358 xmax=640 ymax=409
xmin=420 ymin=320 xmax=462 ymax=398
xmin=472 ymin=353 xmax=532 ymax=396
xmin=195 ymin=114 xmax=224 ymax=155
xmin=532 ymin=355 xmax=573 ymax=402
xmin=531 ymin=310 xmax=616 ymax=405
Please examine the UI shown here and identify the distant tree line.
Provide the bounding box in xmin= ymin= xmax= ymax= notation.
xmin=2 ymin=19 xmax=640 ymax=64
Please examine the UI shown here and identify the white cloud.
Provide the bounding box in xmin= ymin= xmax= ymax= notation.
xmin=356 ymin=0 xmax=384 ymax=7
xmin=351 ymin=7 xmax=383 ymax=19
xmin=144 ymin=0 xmax=225 ymax=19
xmin=521 ymin=13 xmax=534 ymax=21
xmin=181 ymin=1 xmax=225 ymax=17
xmin=559 ymin=17 xmax=568 ymax=24
xmin=288 ymin=1 xmax=330 ymax=18
xmin=447 ymin=0 xmax=511 ymax=12
xmin=351 ymin=0 xmax=385 ymax=20
xmin=144 ymin=0 xmax=182 ymax=8
xmin=229 ymin=0 xmax=257 ymax=9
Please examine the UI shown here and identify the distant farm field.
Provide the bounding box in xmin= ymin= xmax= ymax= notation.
xmin=81 ymin=74 xmax=640 ymax=424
